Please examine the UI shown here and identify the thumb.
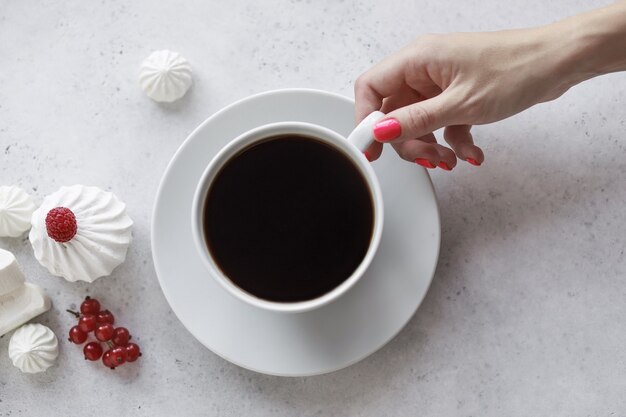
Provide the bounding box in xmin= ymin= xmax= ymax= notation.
xmin=373 ymin=93 xmax=456 ymax=143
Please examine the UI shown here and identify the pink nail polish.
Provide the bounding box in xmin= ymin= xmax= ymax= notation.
xmin=373 ymin=118 xmax=401 ymax=142
xmin=466 ymin=158 xmax=481 ymax=166
xmin=438 ymin=161 xmax=452 ymax=171
xmin=415 ymin=158 xmax=436 ymax=169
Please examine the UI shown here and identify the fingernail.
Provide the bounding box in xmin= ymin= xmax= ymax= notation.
xmin=364 ymin=151 xmax=372 ymax=162
xmin=415 ymin=158 xmax=436 ymax=169
xmin=466 ymin=158 xmax=481 ymax=166
xmin=373 ymin=118 xmax=401 ymax=142
xmin=438 ymin=161 xmax=452 ymax=171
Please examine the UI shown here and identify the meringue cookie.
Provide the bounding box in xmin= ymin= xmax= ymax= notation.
xmin=9 ymin=323 xmax=58 ymax=373
xmin=0 ymin=248 xmax=51 ymax=337
xmin=29 ymin=185 xmax=133 ymax=282
xmin=0 ymin=186 xmax=37 ymax=237
xmin=139 ymin=50 xmax=192 ymax=102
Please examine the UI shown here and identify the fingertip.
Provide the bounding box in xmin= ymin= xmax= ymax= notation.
xmin=415 ymin=158 xmax=437 ymax=169
xmin=437 ymin=154 xmax=457 ymax=171
xmin=432 ymin=143 xmax=457 ymax=171
xmin=463 ymin=146 xmax=485 ymax=166
xmin=392 ymin=141 xmax=440 ymax=166
xmin=414 ymin=149 xmax=440 ymax=168
xmin=364 ymin=142 xmax=383 ymax=162
xmin=373 ymin=118 xmax=402 ymax=142
xmin=438 ymin=161 xmax=453 ymax=171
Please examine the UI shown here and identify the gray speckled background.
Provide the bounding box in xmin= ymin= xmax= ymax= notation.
xmin=2 ymin=0 xmax=626 ymax=415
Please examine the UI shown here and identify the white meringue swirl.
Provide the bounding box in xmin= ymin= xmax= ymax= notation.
xmin=8 ymin=323 xmax=59 ymax=373
xmin=0 ymin=186 xmax=37 ymax=237
xmin=139 ymin=50 xmax=192 ymax=103
xmin=29 ymin=185 xmax=133 ymax=282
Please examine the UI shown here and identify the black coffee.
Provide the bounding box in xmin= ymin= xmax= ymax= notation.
xmin=203 ymin=135 xmax=374 ymax=302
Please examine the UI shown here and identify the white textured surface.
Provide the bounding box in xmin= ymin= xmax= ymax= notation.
xmin=1 ymin=0 xmax=625 ymax=415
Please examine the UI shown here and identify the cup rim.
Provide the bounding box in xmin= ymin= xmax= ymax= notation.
xmin=191 ymin=121 xmax=384 ymax=313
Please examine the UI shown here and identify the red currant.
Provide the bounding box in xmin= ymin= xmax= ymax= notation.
xmin=110 ymin=347 xmax=126 ymax=366
xmin=95 ymin=323 xmax=115 ymax=341
xmin=83 ymin=342 xmax=103 ymax=361
xmin=102 ymin=350 xmax=115 ymax=369
xmin=80 ymin=296 xmax=101 ymax=315
xmin=78 ymin=314 xmax=97 ymax=332
xmin=112 ymin=327 xmax=130 ymax=346
xmin=96 ymin=310 xmax=115 ymax=325
xmin=68 ymin=325 xmax=88 ymax=344
xmin=125 ymin=343 xmax=141 ymax=362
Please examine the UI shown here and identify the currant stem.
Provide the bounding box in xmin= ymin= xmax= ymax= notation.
xmin=66 ymin=309 xmax=80 ymax=318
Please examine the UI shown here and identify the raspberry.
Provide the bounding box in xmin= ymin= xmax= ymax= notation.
xmin=45 ymin=207 xmax=77 ymax=242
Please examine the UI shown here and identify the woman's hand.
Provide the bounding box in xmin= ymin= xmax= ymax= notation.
xmin=354 ymin=23 xmax=593 ymax=168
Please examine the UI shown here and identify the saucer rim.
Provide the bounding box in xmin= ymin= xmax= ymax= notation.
xmin=151 ymin=88 xmax=441 ymax=376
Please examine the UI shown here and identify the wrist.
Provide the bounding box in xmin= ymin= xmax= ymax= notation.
xmin=512 ymin=24 xmax=589 ymax=103
xmin=548 ymin=2 xmax=626 ymax=83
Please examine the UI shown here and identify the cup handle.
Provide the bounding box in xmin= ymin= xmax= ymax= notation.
xmin=346 ymin=111 xmax=386 ymax=152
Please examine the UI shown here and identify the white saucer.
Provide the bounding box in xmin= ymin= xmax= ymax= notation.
xmin=151 ymin=89 xmax=441 ymax=376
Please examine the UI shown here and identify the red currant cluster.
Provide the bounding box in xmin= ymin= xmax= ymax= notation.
xmin=67 ymin=296 xmax=141 ymax=369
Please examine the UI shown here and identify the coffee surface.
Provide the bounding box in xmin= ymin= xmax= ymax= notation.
xmin=204 ymin=135 xmax=374 ymax=302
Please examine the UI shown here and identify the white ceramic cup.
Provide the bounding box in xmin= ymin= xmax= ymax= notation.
xmin=191 ymin=111 xmax=386 ymax=313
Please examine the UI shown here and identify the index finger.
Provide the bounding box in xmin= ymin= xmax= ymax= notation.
xmin=354 ymin=50 xmax=411 ymax=123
